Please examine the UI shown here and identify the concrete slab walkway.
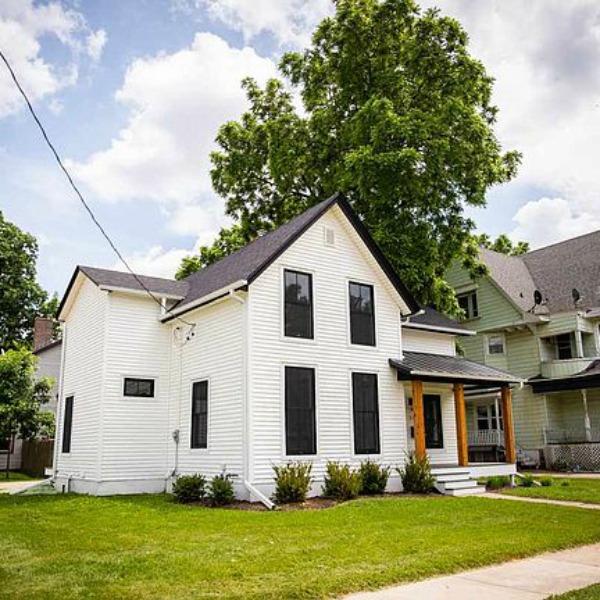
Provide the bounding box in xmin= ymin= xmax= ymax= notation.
xmin=0 ymin=480 xmax=43 ymax=494
xmin=344 ymin=543 xmax=600 ymax=599
xmin=486 ymin=492 xmax=600 ymax=510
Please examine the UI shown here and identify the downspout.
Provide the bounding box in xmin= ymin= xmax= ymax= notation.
xmin=52 ymin=323 xmax=68 ymax=480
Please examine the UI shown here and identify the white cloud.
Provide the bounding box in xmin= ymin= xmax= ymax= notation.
xmin=510 ymin=197 xmax=600 ymax=249
xmin=176 ymin=0 xmax=333 ymax=46
xmin=113 ymin=245 xmax=191 ymax=280
xmin=0 ymin=0 xmax=106 ymax=118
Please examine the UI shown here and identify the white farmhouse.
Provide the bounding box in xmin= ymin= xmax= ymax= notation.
xmin=53 ymin=195 xmax=519 ymax=500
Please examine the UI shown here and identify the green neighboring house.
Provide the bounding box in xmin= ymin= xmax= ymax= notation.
xmin=446 ymin=231 xmax=600 ymax=470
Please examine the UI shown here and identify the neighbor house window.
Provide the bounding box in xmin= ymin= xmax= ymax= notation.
xmin=487 ymin=334 xmax=505 ymax=355
xmin=424 ymin=395 xmax=443 ymax=449
xmin=285 ymin=366 xmax=316 ymax=455
xmin=477 ymin=404 xmax=503 ymax=431
xmin=62 ymin=396 xmax=74 ymax=454
xmin=352 ymin=373 xmax=380 ymax=454
xmin=555 ymin=333 xmax=574 ymax=360
xmin=284 ymin=270 xmax=313 ymax=339
xmin=123 ymin=378 xmax=155 ymax=398
xmin=191 ymin=380 xmax=208 ymax=449
xmin=457 ymin=291 xmax=478 ymax=320
xmin=349 ymin=282 xmax=376 ymax=346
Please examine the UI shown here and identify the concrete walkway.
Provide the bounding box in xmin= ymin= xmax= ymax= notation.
xmin=344 ymin=543 xmax=600 ymax=599
xmin=0 ymin=479 xmax=43 ymax=494
xmin=486 ymin=492 xmax=600 ymax=510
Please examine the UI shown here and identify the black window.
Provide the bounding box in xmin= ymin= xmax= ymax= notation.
xmin=349 ymin=282 xmax=375 ymax=346
xmin=284 ymin=270 xmax=313 ymax=339
xmin=352 ymin=373 xmax=380 ymax=454
xmin=123 ymin=378 xmax=155 ymax=398
xmin=191 ymin=380 xmax=208 ymax=449
xmin=285 ymin=367 xmax=316 ymax=455
xmin=424 ymin=395 xmax=443 ymax=449
xmin=62 ymin=396 xmax=74 ymax=454
xmin=555 ymin=333 xmax=574 ymax=360
xmin=457 ymin=291 xmax=478 ymax=320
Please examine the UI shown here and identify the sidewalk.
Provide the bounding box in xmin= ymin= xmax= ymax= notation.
xmin=343 ymin=543 xmax=600 ymax=599
xmin=0 ymin=480 xmax=43 ymax=494
xmin=486 ymin=492 xmax=600 ymax=510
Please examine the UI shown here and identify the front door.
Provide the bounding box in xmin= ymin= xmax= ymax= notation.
xmin=424 ymin=395 xmax=443 ymax=449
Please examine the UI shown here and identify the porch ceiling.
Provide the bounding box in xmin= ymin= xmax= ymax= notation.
xmin=389 ymin=351 xmax=521 ymax=388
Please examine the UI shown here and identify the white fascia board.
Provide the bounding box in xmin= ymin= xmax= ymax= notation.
xmin=409 ymin=370 xmax=522 ymax=384
xmin=402 ymin=322 xmax=475 ymax=336
xmin=98 ymin=285 xmax=185 ymax=301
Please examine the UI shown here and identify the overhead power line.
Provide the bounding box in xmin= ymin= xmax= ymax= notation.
xmin=0 ymin=49 xmax=195 ymax=329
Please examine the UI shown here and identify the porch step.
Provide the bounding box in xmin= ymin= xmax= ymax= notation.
xmin=444 ymin=485 xmax=486 ymax=497
xmin=431 ymin=467 xmax=471 ymax=477
xmin=432 ymin=467 xmax=485 ymax=497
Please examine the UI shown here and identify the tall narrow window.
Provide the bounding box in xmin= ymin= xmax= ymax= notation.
xmin=285 ymin=366 xmax=316 ymax=455
xmin=457 ymin=291 xmax=478 ymax=320
xmin=191 ymin=380 xmax=208 ymax=449
xmin=352 ymin=373 xmax=380 ymax=454
xmin=284 ymin=270 xmax=313 ymax=339
xmin=62 ymin=396 xmax=74 ymax=454
xmin=424 ymin=395 xmax=443 ymax=449
xmin=349 ymin=282 xmax=376 ymax=346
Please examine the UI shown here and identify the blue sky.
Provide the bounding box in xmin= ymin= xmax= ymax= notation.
xmin=1 ymin=0 xmax=600 ymax=297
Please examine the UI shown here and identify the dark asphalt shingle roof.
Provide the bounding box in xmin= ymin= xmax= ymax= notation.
xmin=402 ymin=306 xmax=471 ymax=335
xmin=390 ymin=351 xmax=521 ymax=384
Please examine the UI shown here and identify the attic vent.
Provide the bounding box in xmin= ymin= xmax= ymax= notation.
xmin=324 ymin=226 xmax=335 ymax=246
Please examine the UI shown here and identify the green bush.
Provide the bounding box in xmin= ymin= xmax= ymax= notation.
xmin=561 ymin=480 xmax=570 ymax=487
xmin=209 ymin=473 xmax=235 ymax=506
xmin=172 ymin=474 xmax=207 ymax=503
xmin=272 ymin=462 xmax=313 ymax=504
xmin=519 ymin=474 xmax=536 ymax=487
xmin=539 ymin=476 xmax=554 ymax=487
xmin=485 ymin=475 xmax=510 ymax=490
xmin=552 ymin=458 xmax=573 ymax=472
xmin=359 ymin=460 xmax=390 ymax=495
xmin=397 ymin=453 xmax=435 ymax=494
xmin=322 ymin=462 xmax=362 ymax=500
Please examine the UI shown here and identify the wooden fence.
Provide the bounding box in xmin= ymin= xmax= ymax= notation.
xmin=21 ymin=439 xmax=54 ymax=477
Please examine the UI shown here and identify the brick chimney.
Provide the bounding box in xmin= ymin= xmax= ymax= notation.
xmin=33 ymin=317 xmax=54 ymax=352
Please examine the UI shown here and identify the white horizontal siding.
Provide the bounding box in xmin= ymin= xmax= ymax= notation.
xmin=248 ymin=206 xmax=409 ymax=485
xmin=402 ymin=329 xmax=456 ymax=356
xmin=55 ymin=277 xmax=107 ymax=480
xmin=36 ymin=343 xmax=61 ymax=415
xmin=0 ymin=439 xmax=22 ymax=471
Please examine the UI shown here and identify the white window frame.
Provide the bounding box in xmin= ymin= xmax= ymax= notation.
xmin=485 ymin=333 xmax=506 ymax=356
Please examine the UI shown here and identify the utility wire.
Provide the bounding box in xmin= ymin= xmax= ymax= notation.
xmin=0 ymin=49 xmax=195 ymax=329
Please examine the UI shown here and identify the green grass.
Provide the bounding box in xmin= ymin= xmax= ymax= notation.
xmin=549 ymin=583 xmax=600 ymax=599
xmin=1 ymin=495 xmax=600 ymax=599
xmin=502 ymin=477 xmax=600 ymax=505
xmin=0 ymin=471 xmax=38 ymax=482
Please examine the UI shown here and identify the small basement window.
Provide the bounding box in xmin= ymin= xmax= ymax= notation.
xmin=123 ymin=378 xmax=155 ymax=398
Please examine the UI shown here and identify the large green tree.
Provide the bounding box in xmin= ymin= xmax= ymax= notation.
xmin=0 ymin=211 xmax=56 ymax=352
xmin=475 ymin=233 xmax=529 ymax=256
xmin=178 ymin=0 xmax=520 ymax=312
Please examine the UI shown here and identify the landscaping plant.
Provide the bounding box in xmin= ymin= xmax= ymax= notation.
xmin=397 ymin=453 xmax=435 ymax=494
xmin=172 ymin=474 xmax=207 ymax=503
xmin=539 ymin=476 xmax=554 ymax=487
xmin=359 ymin=459 xmax=390 ymax=495
xmin=322 ymin=462 xmax=361 ymax=500
xmin=519 ymin=474 xmax=536 ymax=487
xmin=209 ymin=472 xmax=235 ymax=506
xmin=272 ymin=461 xmax=313 ymax=504
xmin=485 ymin=475 xmax=511 ymax=490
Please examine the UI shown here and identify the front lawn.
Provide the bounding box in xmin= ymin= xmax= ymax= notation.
xmin=1 ymin=495 xmax=599 ymax=599
xmin=0 ymin=471 xmax=38 ymax=482
xmin=549 ymin=583 xmax=600 ymax=599
xmin=502 ymin=477 xmax=600 ymax=505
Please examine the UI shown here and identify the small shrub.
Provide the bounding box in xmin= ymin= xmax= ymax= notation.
xmin=519 ymin=474 xmax=536 ymax=487
xmin=552 ymin=458 xmax=573 ymax=472
xmin=322 ymin=462 xmax=362 ymax=500
xmin=172 ymin=474 xmax=207 ymax=503
xmin=561 ymin=480 xmax=570 ymax=487
xmin=539 ymin=476 xmax=554 ymax=487
xmin=359 ymin=460 xmax=390 ymax=495
xmin=397 ymin=453 xmax=435 ymax=494
xmin=272 ymin=462 xmax=313 ymax=504
xmin=485 ymin=475 xmax=510 ymax=490
xmin=209 ymin=472 xmax=235 ymax=506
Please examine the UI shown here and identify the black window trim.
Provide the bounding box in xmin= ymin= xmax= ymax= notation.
xmin=348 ymin=280 xmax=377 ymax=347
xmin=284 ymin=365 xmax=318 ymax=457
xmin=283 ymin=267 xmax=315 ymax=341
xmin=190 ymin=378 xmax=210 ymax=450
xmin=351 ymin=371 xmax=381 ymax=455
xmin=123 ymin=377 xmax=156 ymax=398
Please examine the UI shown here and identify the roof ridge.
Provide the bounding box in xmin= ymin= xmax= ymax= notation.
xmin=523 ymin=228 xmax=600 ymax=257
xmin=79 ymin=265 xmax=182 ymax=284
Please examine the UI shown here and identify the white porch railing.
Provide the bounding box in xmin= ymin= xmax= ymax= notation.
xmin=467 ymin=429 xmax=504 ymax=447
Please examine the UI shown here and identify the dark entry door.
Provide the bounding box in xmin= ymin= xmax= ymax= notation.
xmin=424 ymin=395 xmax=443 ymax=449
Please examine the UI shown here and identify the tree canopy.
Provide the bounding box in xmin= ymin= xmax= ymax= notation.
xmin=0 ymin=211 xmax=57 ymax=352
xmin=475 ymin=233 xmax=529 ymax=256
xmin=177 ymin=0 xmax=520 ymax=313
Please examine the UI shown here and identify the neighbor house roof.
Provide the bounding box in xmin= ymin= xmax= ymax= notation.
xmin=477 ymin=229 xmax=600 ymax=315
xmin=402 ymin=306 xmax=473 ymax=336
xmin=389 ymin=351 xmax=521 ymax=386
xmin=166 ymin=193 xmax=420 ymax=320
xmin=529 ymin=359 xmax=600 ymax=393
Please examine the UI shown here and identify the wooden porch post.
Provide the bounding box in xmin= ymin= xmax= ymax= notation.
xmin=501 ymin=385 xmax=516 ymax=464
xmin=453 ymin=383 xmax=468 ymax=467
xmin=412 ymin=380 xmax=426 ymax=460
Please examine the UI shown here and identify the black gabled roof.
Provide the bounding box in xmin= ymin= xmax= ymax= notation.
xmin=167 ymin=193 xmax=420 ymax=319
xmin=402 ymin=306 xmax=472 ymax=336
xmin=390 ymin=351 xmax=521 ymax=386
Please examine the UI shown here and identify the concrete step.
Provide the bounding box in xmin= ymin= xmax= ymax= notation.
xmin=434 ymin=473 xmax=474 ymax=483
xmin=444 ymin=485 xmax=486 ymax=497
xmin=439 ymin=479 xmax=482 ymax=491
xmin=431 ymin=467 xmax=471 ymax=477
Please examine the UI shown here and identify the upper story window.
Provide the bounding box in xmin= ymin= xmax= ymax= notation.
xmin=487 ymin=334 xmax=505 ymax=355
xmin=349 ymin=282 xmax=376 ymax=346
xmin=284 ymin=270 xmax=313 ymax=339
xmin=457 ymin=290 xmax=478 ymax=320
xmin=555 ymin=333 xmax=574 ymax=360
xmin=123 ymin=378 xmax=155 ymax=398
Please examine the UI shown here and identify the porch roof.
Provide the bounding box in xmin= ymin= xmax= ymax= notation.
xmin=529 ymin=360 xmax=600 ymax=393
xmin=389 ymin=352 xmax=521 ymax=387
